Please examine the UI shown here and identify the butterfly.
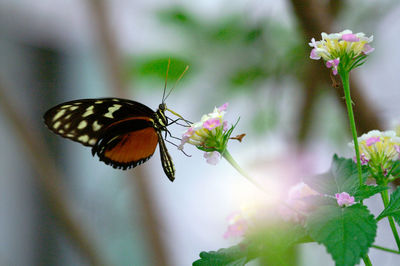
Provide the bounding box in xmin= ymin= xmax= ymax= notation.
xmin=43 ymin=63 xmax=189 ymax=182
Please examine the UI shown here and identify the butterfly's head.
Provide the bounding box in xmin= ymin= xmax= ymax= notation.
xmin=159 ymin=103 xmax=167 ymax=112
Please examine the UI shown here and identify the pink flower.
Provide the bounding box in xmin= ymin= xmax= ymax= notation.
xmin=183 ymin=127 xmax=195 ymax=137
xmin=326 ymin=58 xmax=340 ymax=75
xmin=204 ymin=151 xmax=221 ymax=165
xmin=395 ymin=145 xmax=400 ymax=154
xmin=223 ymin=121 xmax=228 ymax=131
xmin=366 ymin=136 xmax=380 ymax=146
xmin=395 ymin=145 xmax=400 ymax=159
xmin=218 ymin=103 xmax=229 ymax=112
xmin=353 ymin=153 xmax=369 ymax=165
xmin=335 ymin=192 xmax=355 ymax=207
xmin=203 ymin=118 xmax=221 ymax=130
xmin=310 ymin=48 xmax=321 ymax=60
xmin=342 ymin=33 xmax=360 ymax=42
xmin=363 ymin=44 xmax=375 ymax=55
xmin=179 ymin=127 xmax=195 ymax=150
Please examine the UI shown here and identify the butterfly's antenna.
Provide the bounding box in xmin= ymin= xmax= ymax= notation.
xmin=162 ymin=58 xmax=171 ymax=103
xmin=164 ymin=65 xmax=189 ymax=102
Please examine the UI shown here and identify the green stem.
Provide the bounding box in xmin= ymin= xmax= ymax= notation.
xmin=340 ymin=71 xmax=363 ymax=186
xmin=222 ymin=149 xmax=266 ymax=192
xmin=363 ymin=255 xmax=372 ymax=266
xmin=372 ymin=245 xmax=400 ymax=254
xmin=381 ymin=190 xmax=400 ymax=251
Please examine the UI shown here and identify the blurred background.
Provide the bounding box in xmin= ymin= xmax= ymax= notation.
xmin=0 ymin=0 xmax=400 ymax=265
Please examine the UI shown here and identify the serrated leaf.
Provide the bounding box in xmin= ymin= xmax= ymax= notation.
xmin=306 ymin=204 xmax=377 ymax=266
xmin=304 ymin=155 xmax=366 ymax=196
xmin=192 ymin=244 xmax=249 ymax=266
xmin=377 ymin=187 xmax=400 ymax=224
xmin=354 ymin=185 xmax=388 ymax=201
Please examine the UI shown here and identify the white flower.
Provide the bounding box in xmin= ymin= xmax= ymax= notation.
xmin=349 ymin=130 xmax=400 ymax=177
xmin=309 ymin=29 xmax=374 ymax=75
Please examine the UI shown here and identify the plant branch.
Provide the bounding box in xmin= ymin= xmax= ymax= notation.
xmin=340 ymin=71 xmax=363 ymax=186
xmin=372 ymin=245 xmax=400 ymax=254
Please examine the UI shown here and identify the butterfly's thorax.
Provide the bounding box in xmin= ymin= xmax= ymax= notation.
xmin=154 ymin=103 xmax=168 ymax=130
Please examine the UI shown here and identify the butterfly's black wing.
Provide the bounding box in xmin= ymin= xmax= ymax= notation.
xmin=44 ymin=97 xmax=176 ymax=181
xmin=43 ymin=98 xmax=156 ymax=147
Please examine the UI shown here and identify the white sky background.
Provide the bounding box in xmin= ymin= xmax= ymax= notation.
xmin=1 ymin=0 xmax=400 ymax=265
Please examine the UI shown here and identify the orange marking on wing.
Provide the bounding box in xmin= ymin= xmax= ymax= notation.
xmin=104 ymin=127 xmax=159 ymax=163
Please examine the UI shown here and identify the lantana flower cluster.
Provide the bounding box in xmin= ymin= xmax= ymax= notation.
xmin=349 ymin=130 xmax=400 ymax=180
xmin=309 ymin=29 xmax=374 ymax=75
xmin=179 ymin=103 xmax=235 ymax=165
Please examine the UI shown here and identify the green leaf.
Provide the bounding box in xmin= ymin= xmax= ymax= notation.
xmin=304 ymin=155 xmax=366 ymax=196
xmin=306 ymin=204 xmax=377 ymax=266
xmin=192 ymin=244 xmax=249 ymax=266
xmin=354 ymin=185 xmax=388 ymax=201
xmin=229 ymin=66 xmax=267 ymax=87
xmin=124 ymin=55 xmax=191 ymax=87
xmin=377 ymin=187 xmax=400 ymax=225
xmin=157 ymin=7 xmax=198 ymax=28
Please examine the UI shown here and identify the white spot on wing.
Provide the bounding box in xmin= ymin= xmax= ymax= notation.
xmin=95 ymin=100 xmax=103 ymax=104
xmin=66 ymin=133 xmax=74 ymax=138
xmin=92 ymin=120 xmax=102 ymax=131
xmin=82 ymin=106 xmax=94 ymax=117
xmin=78 ymin=135 xmax=89 ymax=143
xmin=52 ymin=109 xmax=66 ymax=121
xmin=89 ymin=139 xmax=97 ymax=145
xmin=64 ymin=123 xmax=71 ymax=129
xmin=77 ymin=120 xmax=87 ymax=129
xmin=104 ymin=104 xmax=122 ymax=119
xmin=61 ymin=105 xmax=72 ymax=109
xmin=69 ymin=106 xmax=78 ymax=111
xmin=53 ymin=121 xmax=61 ymax=129
xmin=65 ymin=114 xmax=72 ymax=120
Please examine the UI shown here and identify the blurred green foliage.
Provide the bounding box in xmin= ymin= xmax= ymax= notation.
xmin=123 ymin=2 xmax=394 ymax=137
xmin=193 ymin=223 xmax=308 ymax=265
xmin=124 ymin=7 xmax=307 ymax=134
xmin=124 ymin=55 xmax=192 ymax=89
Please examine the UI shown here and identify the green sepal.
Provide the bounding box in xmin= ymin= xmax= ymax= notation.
xmin=196 ymin=117 xmax=240 ymax=154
